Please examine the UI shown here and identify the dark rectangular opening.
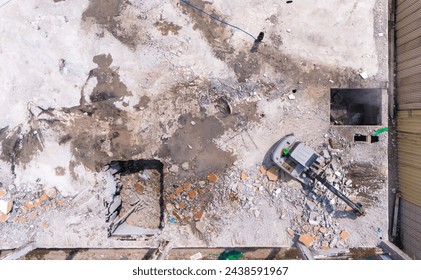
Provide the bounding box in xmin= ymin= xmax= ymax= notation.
xmin=330 ymin=88 xmax=382 ymax=125
xmin=104 ymin=159 xmax=164 ymax=239
xmin=354 ymin=134 xmax=368 ymax=142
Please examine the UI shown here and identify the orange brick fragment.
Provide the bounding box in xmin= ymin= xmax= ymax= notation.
xmin=40 ymin=193 xmax=48 ymax=202
xmin=0 ymin=214 xmax=7 ymax=222
xmin=29 ymin=212 xmax=37 ymax=220
xmin=240 ymin=171 xmax=247 ymax=181
xmin=194 ymin=210 xmax=204 ymax=221
xmin=175 ymin=186 xmax=183 ymax=195
xmin=34 ymin=199 xmax=42 ymax=207
xmin=42 ymin=222 xmax=49 ymax=229
xmin=19 ymin=217 xmax=27 ymax=223
xmin=26 ymin=202 xmax=35 ymax=210
xmin=0 ymin=188 xmax=6 ymax=198
xmin=207 ymin=173 xmax=218 ymax=183
xmin=133 ymin=182 xmax=144 ymax=194
xmin=266 ymin=166 xmax=279 ymax=181
xmin=188 ymin=189 xmax=197 ymax=199
xmin=298 ymin=234 xmax=315 ymax=247
xmin=183 ymin=183 xmax=191 ymax=190
xmin=340 ymin=230 xmax=349 ymax=240
xmin=259 ymin=166 xmax=267 ymax=175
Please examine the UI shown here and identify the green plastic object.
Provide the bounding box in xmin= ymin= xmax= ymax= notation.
xmin=218 ymin=250 xmax=244 ymax=260
xmin=282 ymin=148 xmax=289 ymax=156
xmin=372 ymin=127 xmax=388 ymax=137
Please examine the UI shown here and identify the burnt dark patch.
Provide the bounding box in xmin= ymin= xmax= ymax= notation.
xmin=157 ymin=114 xmax=235 ymax=178
xmin=84 ymin=54 xmax=131 ymax=105
xmin=154 ymin=16 xmax=182 ymax=36
xmin=82 ymin=0 xmax=139 ymax=49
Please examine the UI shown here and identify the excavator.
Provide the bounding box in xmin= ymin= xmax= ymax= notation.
xmin=271 ymin=134 xmax=365 ymax=216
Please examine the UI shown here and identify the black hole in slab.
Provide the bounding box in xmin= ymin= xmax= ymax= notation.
xmin=330 ymin=88 xmax=382 ymax=125
xmin=354 ymin=134 xmax=367 ymax=142
xmin=287 ymin=0 xmax=293 ymax=3
xmin=292 ymin=89 xmax=297 ymax=93
xmin=106 ymin=159 xmax=165 ymax=237
xmin=371 ymin=136 xmax=379 ymax=143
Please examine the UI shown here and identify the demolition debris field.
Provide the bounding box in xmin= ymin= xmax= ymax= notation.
xmin=0 ymin=0 xmax=389 ymax=253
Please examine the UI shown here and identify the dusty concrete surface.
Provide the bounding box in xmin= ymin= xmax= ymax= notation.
xmin=0 ymin=0 xmax=388 ymax=252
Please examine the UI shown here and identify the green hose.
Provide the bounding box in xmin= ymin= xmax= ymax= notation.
xmin=372 ymin=127 xmax=388 ymax=137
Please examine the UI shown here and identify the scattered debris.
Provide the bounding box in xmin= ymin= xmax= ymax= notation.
xmin=288 ymin=94 xmax=296 ymax=100
xmin=181 ymin=162 xmax=190 ymax=171
xmin=207 ymin=173 xmax=218 ymax=183
xmin=169 ymin=165 xmax=179 ymax=174
xmin=340 ymin=231 xmax=349 ymax=240
xmin=190 ymin=252 xmax=203 ymax=260
xmin=266 ymin=166 xmax=279 ymax=181
xmin=299 ymin=234 xmax=315 ymax=247
xmin=359 ymin=72 xmax=368 ymax=79
xmin=240 ymin=171 xmax=247 ymax=181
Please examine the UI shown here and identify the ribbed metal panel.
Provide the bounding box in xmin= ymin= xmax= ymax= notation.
xmin=396 ymin=2 xmax=421 ymax=30
xmin=399 ymin=103 xmax=421 ymax=110
xmin=397 ymin=54 xmax=421 ymax=71
xmin=397 ymin=111 xmax=421 ymax=206
xmin=397 ymin=0 xmax=418 ymax=17
xmin=397 ymin=72 xmax=421 ymax=87
xmin=396 ymin=21 xmax=421 ymax=46
xmin=397 ymin=63 xmax=421 ymax=79
xmin=397 ymin=37 xmax=421 ymax=57
xmin=400 ymin=199 xmax=421 ymax=259
xmin=397 ymin=110 xmax=421 ymax=133
xmin=397 ymin=45 xmax=421 ymax=64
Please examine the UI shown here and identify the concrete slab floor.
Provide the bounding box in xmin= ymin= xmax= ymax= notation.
xmin=0 ymin=0 xmax=388 ymax=251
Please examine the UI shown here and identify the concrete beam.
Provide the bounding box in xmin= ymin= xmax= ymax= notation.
xmin=1 ymin=242 xmax=36 ymax=260
xmin=379 ymin=240 xmax=411 ymax=260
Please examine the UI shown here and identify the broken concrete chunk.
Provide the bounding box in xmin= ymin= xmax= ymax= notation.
xmin=46 ymin=187 xmax=57 ymax=199
xmin=181 ymin=162 xmax=190 ymax=171
xmin=0 ymin=199 xmax=12 ymax=215
xmin=166 ymin=203 xmax=175 ymax=212
xmin=169 ymin=165 xmax=179 ymax=174
xmin=128 ymin=196 xmax=140 ymax=206
xmin=306 ymin=200 xmax=316 ymax=211
xmin=207 ymin=173 xmax=218 ymax=183
xmin=195 ymin=219 xmax=206 ymax=234
xmin=322 ymin=149 xmax=330 ymax=159
xmin=329 ymin=236 xmax=339 ymax=248
xmin=319 ymin=227 xmax=328 ymax=234
xmin=359 ymin=72 xmax=368 ymax=79
xmin=266 ymin=166 xmax=279 ymax=181
xmin=288 ymin=94 xmax=296 ymax=100
xmin=345 ymin=179 xmax=352 ymax=186
xmin=298 ymin=234 xmax=315 ymax=247
xmin=190 ymin=252 xmax=203 ymax=260
xmin=309 ymin=212 xmax=322 ymax=226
